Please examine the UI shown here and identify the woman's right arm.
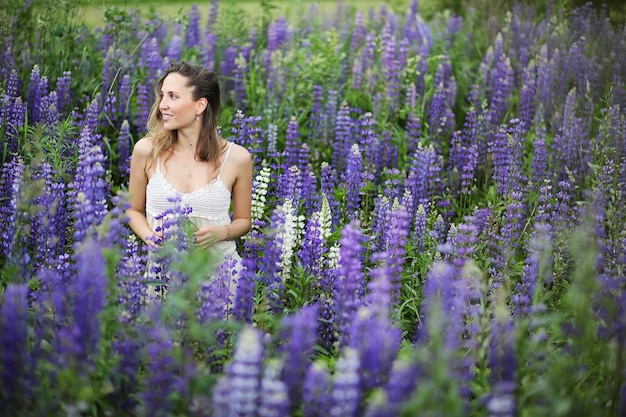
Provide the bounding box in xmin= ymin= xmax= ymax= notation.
xmin=126 ymin=137 xmax=160 ymax=245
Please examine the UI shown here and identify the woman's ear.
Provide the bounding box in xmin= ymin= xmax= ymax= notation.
xmin=196 ymin=97 xmax=208 ymax=114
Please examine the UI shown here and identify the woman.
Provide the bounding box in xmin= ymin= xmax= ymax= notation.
xmin=126 ymin=61 xmax=253 ymax=301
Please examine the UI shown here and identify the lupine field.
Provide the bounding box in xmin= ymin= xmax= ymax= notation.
xmin=1 ymin=0 xmax=625 ymax=415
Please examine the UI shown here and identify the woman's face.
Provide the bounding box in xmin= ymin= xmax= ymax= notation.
xmin=158 ymin=72 xmax=199 ymax=130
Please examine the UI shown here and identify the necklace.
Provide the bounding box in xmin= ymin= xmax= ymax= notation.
xmin=186 ymin=158 xmax=201 ymax=178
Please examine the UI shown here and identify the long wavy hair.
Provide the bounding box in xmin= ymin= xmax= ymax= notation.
xmin=145 ymin=61 xmax=223 ymax=174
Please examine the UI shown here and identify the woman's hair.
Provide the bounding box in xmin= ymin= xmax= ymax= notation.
xmin=145 ymin=61 xmax=223 ymax=173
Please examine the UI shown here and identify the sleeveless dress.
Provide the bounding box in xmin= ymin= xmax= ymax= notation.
xmin=144 ymin=142 xmax=241 ymax=302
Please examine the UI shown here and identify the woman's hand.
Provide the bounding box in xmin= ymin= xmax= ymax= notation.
xmin=194 ymin=225 xmax=228 ymax=248
xmin=145 ymin=230 xmax=164 ymax=247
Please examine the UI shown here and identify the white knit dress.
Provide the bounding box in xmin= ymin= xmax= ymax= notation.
xmin=143 ymin=142 xmax=241 ymax=302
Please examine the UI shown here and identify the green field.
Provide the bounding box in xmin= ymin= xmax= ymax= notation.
xmin=80 ymin=0 xmax=414 ymax=27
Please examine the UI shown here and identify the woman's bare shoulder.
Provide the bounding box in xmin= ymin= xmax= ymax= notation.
xmin=229 ymin=142 xmax=252 ymax=164
xmin=133 ymin=137 xmax=155 ymax=156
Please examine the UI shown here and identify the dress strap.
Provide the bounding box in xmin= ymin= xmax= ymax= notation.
xmin=217 ymin=142 xmax=234 ymax=179
xmin=156 ymin=157 xmax=162 ymax=173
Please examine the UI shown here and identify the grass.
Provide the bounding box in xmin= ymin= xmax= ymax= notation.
xmin=79 ymin=0 xmax=413 ymax=28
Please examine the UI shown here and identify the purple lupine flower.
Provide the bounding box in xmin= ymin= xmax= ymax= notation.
xmin=317 ymin=293 xmax=336 ymax=354
xmin=323 ymin=89 xmax=339 ymax=142
xmin=360 ymin=33 xmax=377 ymax=93
xmin=279 ymin=305 xmax=319 ymax=408
xmin=231 ymin=110 xmax=265 ymax=168
xmin=428 ymin=69 xmax=456 ymax=142
xmin=67 ymin=238 xmax=108 ymax=367
xmin=357 ymin=112 xmax=379 ymax=174
xmin=349 ymin=11 xmax=366 ymax=59
xmin=412 ymin=204 xmax=428 ymax=252
xmin=299 ymin=211 xmax=324 ymax=278
xmin=404 ymin=113 xmax=422 ymax=159
xmin=111 ymin=330 xmax=142 ymax=410
xmin=55 ymin=70 xmax=72 ymax=113
xmin=72 ymin=125 xmax=109 ymax=246
xmin=82 ymin=96 xmax=101 ymax=135
xmin=489 ymin=125 xmax=513 ymax=195
xmin=117 ymin=120 xmax=132 ymax=182
xmin=366 ymin=253 xmax=393 ymax=314
xmin=531 ymin=116 xmax=548 ymax=189
xmin=302 ymin=361 xmax=332 ymax=417
xmin=309 ymin=85 xmax=324 ymax=141
xmin=329 ymin=347 xmax=361 ymax=417
xmin=348 ymin=306 xmax=401 ymax=392
xmin=406 ymin=143 xmax=442 ymax=208
xmin=258 ymin=359 xmax=290 ymax=417
xmin=416 ymin=261 xmax=458 ymax=345
xmin=519 ymin=61 xmax=537 ymax=133
xmin=118 ymin=73 xmax=132 ymax=122
xmin=483 ymin=307 xmax=518 ymax=417
xmin=381 ymin=22 xmax=400 ymax=112
xmin=554 ymin=87 xmax=590 ymax=184
xmin=342 ymin=144 xmax=366 ymax=219
xmin=185 ymin=4 xmax=201 ymax=50
xmin=166 ymin=33 xmax=183 ymax=63
xmin=370 ymin=195 xmax=392 ymax=254
xmin=332 ymin=100 xmax=354 ymax=172
xmin=39 ymin=91 xmax=59 ymax=132
xmin=259 ymin=207 xmax=286 ymax=311
xmin=0 ymin=284 xmax=30 ymax=408
xmin=233 ymin=54 xmax=248 ymax=110
xmin=103 ymin=91 xmax=117 ymax=128
xmin=333 ymin=220 xmax=366 ymax=346
xmin=29 ymin=162 xmax=60 ymax=271
xmin=535 ymin=180 xmax=554 ymax=226
xmin=4 ymin=68 xmax=19 ymax=100
xmin=205 ymin=0 xmax=220 ymax=33
xmin=143 ymin=36 xmax=165 ymax=87
xmin=486 ymin=52 xmax=514 ymax=130
xmin=196 ymin=259 xmax=233 ymax=324
xmin=431 ymin=213 xmax=448 ymax=246
xmin=221 ymin=45 xmax=239 ymax=85
xmin=445 ymin=14 xmax=463 ymax=48
xmin=27 ymin=64 xmax=48 ymax=125
xmin=211 ymin=375 xmax=231 ymax=415
xmin=232 ymin=256 xmax=257 ymax=323
xmin=0 ymin=35 xmax=15 ymax=85
xmin=135 ymin=83 xmax=152 ymax=135
xmin=513 ymin=222 xmax=552 ymax=316
xmin=384 ymin=356 xmax=420 ymax=409
xmin=2 ymin=95 xmax=26 ymax=155
xmin=385 ymin=206 xmax=410 ymax=303
xmin=0 ymin=156 xmax=24 ymax=262
xmin=138 ymin=320 xmax=191 ymax=417
xmin=283 ymin=116 xmax=301 ymax=170
xmin=228 ymin=326 xmax=265 ymax=417
xmin=300 ymin=160 xmax=318 ymax=218
xmin=554 ymin=178 xmax=576 ymax=232
xmin=102 ymin=47 xmax=116 ymax=99
xmin=117 ymin=234 xmax=147 ymax=323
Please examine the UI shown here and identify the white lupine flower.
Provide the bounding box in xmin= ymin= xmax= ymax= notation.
xmin=317 ymin=193 xmax=333 ymax=242
xmin=250 ymin=163 xmax=271 ymax=225
xmin=277 ymin=199 xmax=300 ymax=281
xmin=327 ymin=242 xmax=340 ymax=270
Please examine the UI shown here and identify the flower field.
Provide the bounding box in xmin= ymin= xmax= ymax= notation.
xmin=1 ymin=0 xmax=625 ymax=415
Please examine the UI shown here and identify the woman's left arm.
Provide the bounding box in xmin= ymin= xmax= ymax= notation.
xmin=225 ymin=145 xmax=253 ymax=240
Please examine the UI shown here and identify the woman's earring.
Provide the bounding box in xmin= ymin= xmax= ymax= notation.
xmin=196 ymin=115 xmax=200 ymax=121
